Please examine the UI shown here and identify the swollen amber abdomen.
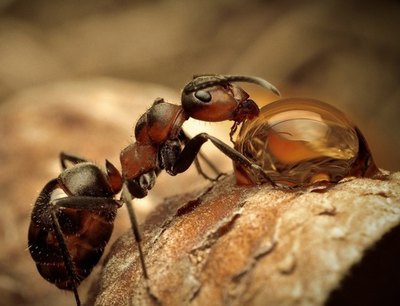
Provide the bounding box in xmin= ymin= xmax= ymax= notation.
xmin=235 ymin=98 xmax=380 ymax=187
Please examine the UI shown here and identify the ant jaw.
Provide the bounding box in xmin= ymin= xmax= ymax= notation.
xmin=229 ymin=121 xmax=240 ymax=143
xmin=232 ymin=99 xmax=260 ymax=123
xmin=229 ymin=99 xmax=260 ymax=143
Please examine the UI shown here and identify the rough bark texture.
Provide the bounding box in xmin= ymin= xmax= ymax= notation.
xmin=89 ymin=172 xmax=400 ymax=306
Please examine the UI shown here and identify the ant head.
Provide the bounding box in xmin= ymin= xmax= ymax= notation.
xmin=181 ymin=74 xmax=280 ymax=123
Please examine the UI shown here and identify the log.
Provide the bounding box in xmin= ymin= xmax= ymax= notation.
xmin=88 ymin=172 xmax=400 ymax=306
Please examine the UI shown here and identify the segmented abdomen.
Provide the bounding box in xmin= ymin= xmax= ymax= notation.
xmin=28 ymin=206 xmax=116 ymax=290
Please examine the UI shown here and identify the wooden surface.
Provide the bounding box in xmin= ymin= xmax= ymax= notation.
xmin=90 ymin=173 xmax=400 ymax=306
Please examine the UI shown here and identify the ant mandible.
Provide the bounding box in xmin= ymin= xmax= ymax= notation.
xmin=28 ymin=74 xmax=280 ymax=306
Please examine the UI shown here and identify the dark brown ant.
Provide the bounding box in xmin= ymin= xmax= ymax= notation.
xmin=28 ymin=74 xmax=280 ymax=306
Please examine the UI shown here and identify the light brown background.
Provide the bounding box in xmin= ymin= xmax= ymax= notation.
xmin=0 ymin=1 xmax=399 ymax=305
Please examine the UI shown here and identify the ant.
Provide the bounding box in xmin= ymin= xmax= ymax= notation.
xmin=28 ymin=74 xmax=280 ymax=306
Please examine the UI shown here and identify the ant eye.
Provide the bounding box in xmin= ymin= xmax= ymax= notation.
xmin=234 ymin=98 xmax=378 ymax=186
xmin=194 ymin=90 xmax=211 ymax=102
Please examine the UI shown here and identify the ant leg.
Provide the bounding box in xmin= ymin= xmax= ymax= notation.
xmin=197 ymin=150 xmax=224 ymax=177
xmin=203 ymin=133 xmax=276 ymax=185
xmin=30 ymin=179 xmax=81 ymax=304
xmin=120 ymin=188 xmax=149 ymax=280
xmin=172 ymin=133 xmax=275 ymax=185
xmin=51 ymin=197 xmax=121 ymax=305
xmin=193 ymin=153 xmax=226 ymax=182
xmin=50 ymin=210 xmax=81 ymax=306
xmin=120 ymin=188 xmax=162 ymax=304
xmin=179 ymin=130 xmax=223 ymax=180
xmin=193 ymin=157 xmax=219 ymax=181
xmin=59 ymin=152 xmax=88 ymax=170
xmin=53 ymin=196 xmax=122 ymax=211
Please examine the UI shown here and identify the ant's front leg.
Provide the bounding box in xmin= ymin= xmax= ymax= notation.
xmin=178 ymin=130 xmax=225 ymax=181
xmin=161 ymin=133 xmax=275 ymax=185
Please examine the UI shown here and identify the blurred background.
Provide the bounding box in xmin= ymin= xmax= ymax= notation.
xmin=0 ymin=0 xmax=399 ymax=305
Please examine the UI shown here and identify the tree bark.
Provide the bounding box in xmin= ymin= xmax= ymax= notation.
xmin=88 ymin=172 xmax=400 ymax=306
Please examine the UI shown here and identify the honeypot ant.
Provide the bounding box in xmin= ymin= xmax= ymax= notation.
xmin=28 ymin=74 xmax=280 ymax=306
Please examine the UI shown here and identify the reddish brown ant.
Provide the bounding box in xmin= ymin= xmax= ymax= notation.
xmin=28 ymin=74 xmax=280 ymax=306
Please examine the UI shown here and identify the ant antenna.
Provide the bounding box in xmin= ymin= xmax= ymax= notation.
xmin=183 ymin=74 xmax=281 ymax=96
xmin=223 ymin=75 xmax=281 ymax=96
